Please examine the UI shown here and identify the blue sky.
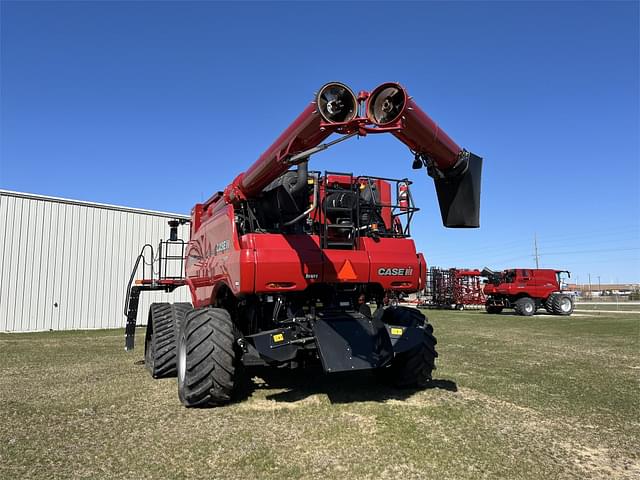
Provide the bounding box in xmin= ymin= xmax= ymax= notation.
xmin=1 ymin=1 xmax=638 ymax=283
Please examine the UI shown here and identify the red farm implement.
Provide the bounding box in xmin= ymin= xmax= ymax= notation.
xmin=421 ymin=267 xmax=485 ymax=309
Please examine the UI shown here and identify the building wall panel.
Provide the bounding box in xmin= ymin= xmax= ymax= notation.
xmin=0 ymin=190 xmax=192 ymax=332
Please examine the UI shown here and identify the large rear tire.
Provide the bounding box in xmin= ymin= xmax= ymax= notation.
xmin=514 ymin=297 xmax=536 ymax=316
xmin=378 ymin=307 xmax=438 ymax=388
xmin=552 ymin=294 xmax=574 ymax=315
xmin=177 ymin=308 xmax=241 ymax=407
xmin=144 ymin=302 xmax=193 ymax=378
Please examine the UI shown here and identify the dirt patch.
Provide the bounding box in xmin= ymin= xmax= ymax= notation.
xmin=237 ymin=394 xmax=324 ymax=411
xmin=561 ymin=442 xmax=640 ymax=480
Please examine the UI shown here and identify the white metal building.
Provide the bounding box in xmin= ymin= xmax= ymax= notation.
xmin=0 ymin=190 xmax=191 ymax=332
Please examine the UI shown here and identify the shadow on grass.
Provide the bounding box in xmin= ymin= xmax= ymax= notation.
xmin=236 ymin=365 xmax=457 ymax=405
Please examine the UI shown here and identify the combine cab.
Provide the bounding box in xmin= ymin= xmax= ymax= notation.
xmin=482 ymin=268 xmax=574 ymax=316
xmin=124 ymin=82 xmax=483 ymax=406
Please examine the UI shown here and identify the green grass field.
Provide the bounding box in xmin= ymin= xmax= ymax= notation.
xmin=1 ymin=310 xmax=638 ymax=479
xmin=575 ymin=303 xmax=640 ymax=312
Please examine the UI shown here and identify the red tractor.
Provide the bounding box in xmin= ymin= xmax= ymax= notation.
xmin=124 ymin=82 xmax=482 ymax=407
xmin=482 ymin=268 xmax=574 ymax=316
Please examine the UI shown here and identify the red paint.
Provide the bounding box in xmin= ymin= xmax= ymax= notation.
xmin=483 ymin=268 xmax=567 ymax=306
xmin=398 ymin=183 xmax=409 ymax=211
xmin=366 ymin=82 xmax=463 ymax=171
xmin=183 ymin=82 xmax=471 ymax=307
xmin=225 ymin=103 xmax=336 ymax=203
xmin=186 ymin=228 xmax=424 ymax=305
xmin=219 ymin=82 xmax=466 ymax=208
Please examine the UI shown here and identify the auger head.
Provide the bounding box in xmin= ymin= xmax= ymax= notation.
xmin=316 ymin=82 xmax=358 ymax=124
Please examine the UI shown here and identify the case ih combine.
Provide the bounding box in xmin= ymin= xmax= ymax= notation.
xmin=124 ymin=82 xmax=482 ymax=407
xmin=482 ymin=268 xmax=574 ymax=316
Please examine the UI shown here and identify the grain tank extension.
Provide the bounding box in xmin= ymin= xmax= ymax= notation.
xmin=124 ymin=82 xmax=483 ymax=407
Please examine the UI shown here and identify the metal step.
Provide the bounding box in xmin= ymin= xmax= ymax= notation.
xmin=124 ymin=286 xmax=142 ymax=351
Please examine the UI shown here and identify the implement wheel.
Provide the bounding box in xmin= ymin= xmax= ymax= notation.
xmin=177 ymin=308 xmax=241 ymax=407
xmin=552 ymin=295 xmax=574 ymax=316
xmin=378 ymin=307 xmax=438 ymax=388
xmin=145 ymin=302 xmax=193 ymax=378
xmin=514 ymin=297 xmax=536 ymax=316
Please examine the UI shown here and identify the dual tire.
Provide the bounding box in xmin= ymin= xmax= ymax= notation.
xmin=145 ymin=302 xmax=193 ymax=378
xmin=177 ymin=308 xmax=241 ymax=407
xmin=149 ymin=303 xmax=441 ymax=405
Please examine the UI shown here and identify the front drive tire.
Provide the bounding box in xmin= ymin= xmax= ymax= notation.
xmin=514 ymin=297 xmax=536 ymax=316
xmin=552 ymin=294 xmax=574 ymax=316
xmin=177 ymin=308 xmax=241 ymax=407
xmin=145 ymin=302 xmax=193 ymax=378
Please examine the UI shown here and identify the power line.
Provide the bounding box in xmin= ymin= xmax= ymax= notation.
xmin=532 ymin=225 xmax=639 ymax=243
xmin=539 ymin=236 xmax=640 ymax=250
xmin=557 ymin=255 xmax=640 ymax=265
xmin=431 ymin=229 xmax=640 ymax=262
xmin=539 ymin=247 xmax=640 ymax=256
xmin=431 ymin=248 xmax=640 ymax=268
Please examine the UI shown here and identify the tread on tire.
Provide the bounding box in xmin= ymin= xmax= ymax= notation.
xmin=145 ymin=302 xmax=193 ymax=378
xmin=514 ymin=297 xmax=536 ymax=316
xmin=377 ymin=307 xmax=438 ymax=388
xmin=552 ymin=294 xmax=574 ymax=316
xmin=177 ymin=307 xmax=241 ymax=407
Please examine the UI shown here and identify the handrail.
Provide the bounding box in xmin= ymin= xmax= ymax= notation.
xmin=123 ymin=244 xmax=154 ymax=317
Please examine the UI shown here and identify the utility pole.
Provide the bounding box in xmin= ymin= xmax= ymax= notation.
xmin=534 ymin=233 xmax=540 ymax=269
xmin=588 ymin=273 xmax=592 ymax=299
xmin=598 ymin=275 xmax=601 ymax=293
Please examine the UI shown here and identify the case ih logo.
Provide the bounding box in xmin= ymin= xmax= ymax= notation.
xmin=378 ymin=267 xmax=413 ymax=276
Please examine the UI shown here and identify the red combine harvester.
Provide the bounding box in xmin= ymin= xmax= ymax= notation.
xmin=482 ymin=268 xmax=574 ymax=316
xmin=124 ymin=82 xmax=482 ymax=407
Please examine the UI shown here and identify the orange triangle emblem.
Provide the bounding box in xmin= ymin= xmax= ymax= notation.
xmin=337 ymin=259 xmax=358 ymax=281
